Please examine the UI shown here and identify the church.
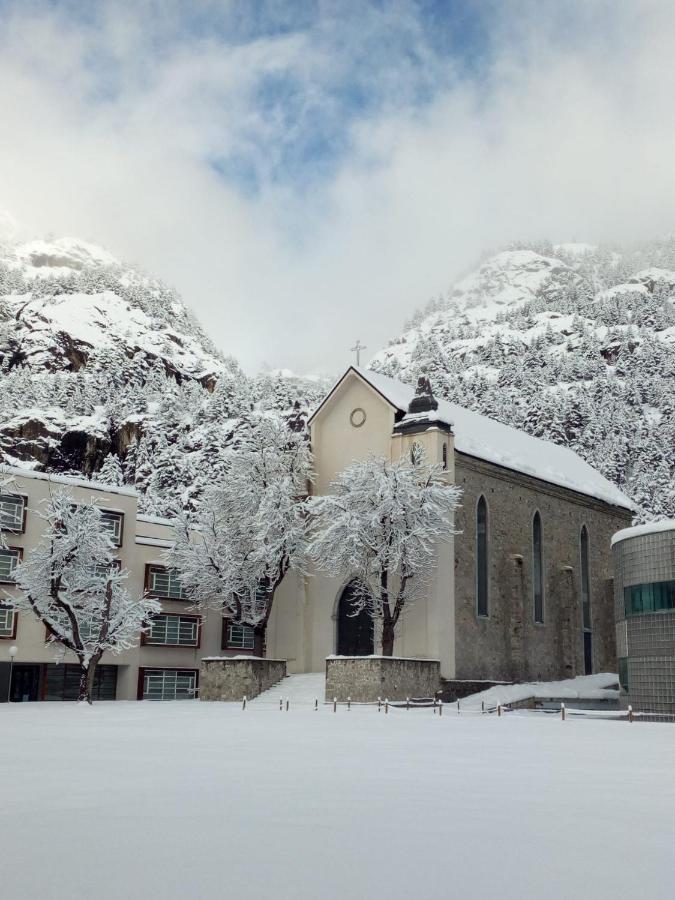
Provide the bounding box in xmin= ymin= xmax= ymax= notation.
xmin=265 ymin=366 xmax=633 ymax=688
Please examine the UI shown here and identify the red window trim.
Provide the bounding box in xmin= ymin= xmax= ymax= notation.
xmin=137 ymin=666 xmax=199 ymax=700
xmin=144 ymin=564 xmax=189 ymax=601
xmin=141 ymin=613 xmax=202 ymax=649
xmin=0 ymin=604 xmax=18 ymax=640
xmin=0 ymin=493 xmax=28 ymax=535
xmin=0 ymin=546 xmax=23 ymax=585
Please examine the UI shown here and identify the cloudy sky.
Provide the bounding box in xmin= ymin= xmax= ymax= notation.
xmin=1 ymin=0 xmax=674 ymax=373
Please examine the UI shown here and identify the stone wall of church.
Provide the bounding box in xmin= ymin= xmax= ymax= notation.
xmin=452 ymin=454 xmax=631 ymax=683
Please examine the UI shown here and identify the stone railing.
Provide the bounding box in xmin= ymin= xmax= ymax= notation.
xmin=200 ymin=657 xmax=287 ymax=701
xmin=325 ymin=656 xmax=441 ymax=703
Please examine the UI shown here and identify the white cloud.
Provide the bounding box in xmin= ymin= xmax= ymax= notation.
xmin=0 ymin=1 xmax=674 ymax=372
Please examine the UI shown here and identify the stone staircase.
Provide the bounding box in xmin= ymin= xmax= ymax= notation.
xmin=250 ymin=672 xmax=326 ymax=705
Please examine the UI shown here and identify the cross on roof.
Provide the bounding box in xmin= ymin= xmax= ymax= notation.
xmin=350 ymin=340 xmax=366 ymax=366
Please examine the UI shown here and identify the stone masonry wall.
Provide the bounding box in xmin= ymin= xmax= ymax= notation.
xmin=453 ymin=454 xmax=631 ymax=683
xmin=325 ymin=657 xmax=441 ymax=702
xmin=200 ymin=658 xmax=287 ymax=701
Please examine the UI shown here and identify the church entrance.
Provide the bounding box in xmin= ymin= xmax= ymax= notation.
xmin=336 ymin=582 xmax=374 ymax=657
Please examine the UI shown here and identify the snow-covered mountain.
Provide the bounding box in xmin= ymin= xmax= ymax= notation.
xmin=0 ymin=227 xmax=326 ymax=514
xmin=370 ymin=241 xmax=675 ymax=522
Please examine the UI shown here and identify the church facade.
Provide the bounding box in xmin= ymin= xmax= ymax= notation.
xmin=266 ymin=367 xmax=633 ymax=685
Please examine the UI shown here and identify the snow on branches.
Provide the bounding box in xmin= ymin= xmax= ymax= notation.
xmin=6 ymin=491 xmax=160 ymax=702
xmin=308 ymin=454 xmax=462 ymax=656
xmin=169 ymin=415 xmax=311 ymax=626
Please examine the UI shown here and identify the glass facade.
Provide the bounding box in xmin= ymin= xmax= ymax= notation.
xmin=43 ymin=664 xmax=118 ymax=701
xmin=624 ymin=580 xmax=675 ymax=616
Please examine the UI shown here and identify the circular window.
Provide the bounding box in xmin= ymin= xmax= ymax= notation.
xmin=350 ymin=407 xmax=367 ymax=428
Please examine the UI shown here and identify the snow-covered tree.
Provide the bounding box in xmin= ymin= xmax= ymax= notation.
xmin=169 ymin=415 xmax=311 ymax=628
xmin=6 ymin=491 xmax=160 ymax=702
xmin=308 ymin=455 xmax=462 ymax=656
xmin=97 ymin=453 xmax=124 ymax=486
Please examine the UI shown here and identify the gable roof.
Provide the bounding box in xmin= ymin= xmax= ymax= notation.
xmin=310 ymin=367 xmax=632 ymax=511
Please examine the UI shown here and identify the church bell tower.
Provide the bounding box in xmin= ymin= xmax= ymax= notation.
xmin=390 ymin=376 xmax=454 ymax=480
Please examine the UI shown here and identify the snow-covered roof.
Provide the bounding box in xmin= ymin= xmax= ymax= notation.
xmin=312 ymin=368 xmax=632 ymax=510
xmin=0 ymin=465 xmax=137 ymax=497
xmin=610 ymin=519 xmax=675 ymax=547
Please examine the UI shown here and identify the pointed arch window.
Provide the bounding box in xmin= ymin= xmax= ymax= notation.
xmin=580 ymin=525 xmax=593 ymax=674
xmin=476 ymin=496 xmax=489 ymax=617
xmin=442 ymin=443 xmax=448 ymax=471
xmin=533 ymin=512 xmax=544 ymax=623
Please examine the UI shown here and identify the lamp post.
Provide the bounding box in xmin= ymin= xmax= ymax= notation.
xmin=7 ymin=645 xmax=17 ymax=703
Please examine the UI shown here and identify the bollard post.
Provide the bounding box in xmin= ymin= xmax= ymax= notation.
xmin=457 ymin=699 xmax=460 ymax=715
xmin=628 ymin=705 xmax=634 ymax=723
xmin=438 ymin=699 xmax=443 ymax=717
xmin=314 ymin=698 xmax=318 ymax=712
xmin=242 ymin=695 xmax=247 ymax=711
xmin=286 ymin=698 xmax=289 ymax=712
xmin=561 ymin=702 xmax=566 ymax=721
xmin=497 ymin=704 xmax=502 ymax=717
xmin=406 ymin=697 xmax=410 ymax=711
xmin=333 ymin=697 xmax=337 ymax=713
xmin=433 ymin=700 xmax=437 ymax=715
xmin=385 ymin=698 xmax=389 ymax=715
xmin=279 ymin=697 xmax=283 ymax=712
xmin=378 ymin=697 xmax=382 ymax=713
xmin=481 ymin=701 xmax=485 ymax=715
xmin=347 ymin=696 xmax=351 ymax=711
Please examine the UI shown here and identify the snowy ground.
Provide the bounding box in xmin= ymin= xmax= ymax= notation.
xmin=2 ymin=701 xmax=673 ymax=900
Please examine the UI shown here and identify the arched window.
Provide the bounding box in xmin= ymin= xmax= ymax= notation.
xmin=580 ymin=525 xmax=592 ymax=674
xmin=442 ymin=443 xmax=448 ymax=471
xmin=533 ymin=511 xmax=544 ymax=623
xmin=476 ymin=496 xmax=489 ymax=617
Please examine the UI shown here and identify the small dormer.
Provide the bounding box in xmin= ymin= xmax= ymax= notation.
xmin=391 ymin=376 xmax=454 ymax=478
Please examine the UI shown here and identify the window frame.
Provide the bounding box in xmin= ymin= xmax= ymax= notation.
xmin=0 ymin=546 xmax=23 ymax=584
xmin=222 ymin=619 xmax=259 ymax=652
xmin=0 ymin=493 xmax=27 ymax=534
xmin=532 ymin=511 xmax=545 ymax=624
xmin=624 ymin=580 xmax=675 ymax=617
xmin=138 ymin=667 xmax=199 ymax=701
xmin=475 ymin=495 xmax=489 ymax=619
xmin=99 ymin=510 xmax=124 ymax=547
xmin=144 ymin=564 xmax=188 ymax=601
xmin=580 ymin=525 xmax=592 ymax=631
xmin=142 ymin=613 xmax=201 ymax=648
xmin=0 ymin=605 xmax=18 ymax=640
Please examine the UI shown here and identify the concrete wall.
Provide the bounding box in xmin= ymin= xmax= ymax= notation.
xmin=452 ymin=454 xmax=630 ymax=683
xmin=200 ymin=658 xmax=286 ymax=701
xmin=325 ymin=656 xmax=441 ymax=702
xmin=613 ymin=527 xmax=675 ymax=714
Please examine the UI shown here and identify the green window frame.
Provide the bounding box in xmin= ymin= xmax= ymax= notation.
xmin=0 ymin=548 xmax=21 ymax=583
xmin=146 ymin=614 xmax=199 ymax=647
xmin=147 ymin=566 xmax=187 ymax=600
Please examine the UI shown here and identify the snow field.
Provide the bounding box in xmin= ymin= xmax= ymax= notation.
xmin=2 ymin=701 xmax=673 ymax=900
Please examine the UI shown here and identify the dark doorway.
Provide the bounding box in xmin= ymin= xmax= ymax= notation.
xmin=583 ymin=631 xmax=593 ymax=676
xmin=337 ymin=582 xmax=374 ymax=656
xmin=10 ymin=664 xmax=41 ymax=702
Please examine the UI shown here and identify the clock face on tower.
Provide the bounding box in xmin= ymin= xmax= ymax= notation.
xmin=350 ymin=407 xmax=367 ymax=428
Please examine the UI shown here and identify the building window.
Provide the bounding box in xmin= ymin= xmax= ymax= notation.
xmin=580 ymin=525 xmax=592 ymax=674
xmin=145 ymin=614 xmax=200 ymax=647
xmin=532 ymin=512 xmax=544 ymax=623
xmin=0 ymin=606 xmax=17 ymax=638
xmin=226 ymin=623 xmax=256 ymax=650
xmin=0 ymin=548 xmax=21 ymax=583
xmin=146 ymin=565 xmax=187 ymax=600
xmin=141 ymin=668 xmax=197 ymax=700
xmin=624 ymin=580 xmax=675 ymax=616
xmin=0 ymin=494 xmax=26 ymax=532
xmin=580 ymin=526 xmax=591 ymax=629
xmin=99 ymin=510 xmax=123 ymax=546
xmin=476 ymin=495 xmax=489 ymax=617
xmin=43 ymin=663 xmax=117 ymax=701
xmin=618 ymin=657 xmax=629 ymax=693
xmin=442 ymin=443 xmax=448 ymax=471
